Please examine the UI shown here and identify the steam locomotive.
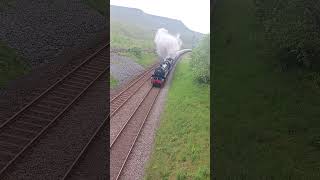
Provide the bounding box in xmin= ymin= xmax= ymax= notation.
xmin=151 ymin=57 xmax=174 ymax=87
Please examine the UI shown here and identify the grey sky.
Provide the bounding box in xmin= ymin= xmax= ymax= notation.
xmin=110 ymin=0 xmax=210 ymax=34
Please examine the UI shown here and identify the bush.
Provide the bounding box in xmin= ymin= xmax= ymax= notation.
xmin=190 ymin=34 xmax=210 ymax=84
xmin=128 ymin=47 xmax=142 ymax=58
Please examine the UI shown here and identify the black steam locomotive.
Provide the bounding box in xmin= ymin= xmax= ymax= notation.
xmin=151 ymin=57 xmax=174 ymax=87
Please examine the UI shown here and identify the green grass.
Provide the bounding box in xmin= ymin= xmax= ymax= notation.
xmin=119 ymin=50 xmax=156 ymax=68
xmin=145 ymin=57 xmax=210 ymax=180
xmin=111 ymin=20 xmax=157 ymax=67
xmin=0 ymin=41 xmax=30 ymax=88
xmin=111 ymin=20 xmax=154 ymax=49
xmin=110 ymin=75 xmax=117 ymax=88
xmin=213 ymin=0 xmax=320 ymax=179
xmin=82 ymin=0 xmax=106 ymax=15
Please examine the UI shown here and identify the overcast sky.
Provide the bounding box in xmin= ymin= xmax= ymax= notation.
xmin=110 ymin=0 xmax=210 ymax=34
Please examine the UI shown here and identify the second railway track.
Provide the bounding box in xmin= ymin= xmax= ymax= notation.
xmin=0 ymin=43 xmax=109 ymax=176
xmin=110 ymin=86 xmax=160 ymax=180
xmin=110 ymin=63 xmax=158 ymax=117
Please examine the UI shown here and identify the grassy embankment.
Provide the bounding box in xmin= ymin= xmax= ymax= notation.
xmin=82 ymin=0 xmax=106 ymax=16
xmin=111 ymin=20 xmax=157 ymax=67
xmin=110 ymin=20 xmax=157 ymax=88
xmin=145 ymin=56 xmax=210 ymax=180
xmin=213 ymin=0 xmax=320 ymax=178
xmin=0 ymin=41 xmax=30 ymax=88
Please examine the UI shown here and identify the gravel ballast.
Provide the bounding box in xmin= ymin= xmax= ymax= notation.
xmin=0 ymin=0 xmax=107 ymax=67
xmin=119 ymin=58 xmax=182 ymax=180
xmin=110 ymin=52 xmax=145 ymax=85
xmin=1 ymin=73 xmax=108 ymax=180
xmin=110 ymin=80 xmax=152 ymax=144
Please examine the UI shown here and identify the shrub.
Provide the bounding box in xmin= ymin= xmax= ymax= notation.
xmin=128 ymin=47 xmax=142 ymax=58
xmin=190 ymin=34 xmax=210 ymax=84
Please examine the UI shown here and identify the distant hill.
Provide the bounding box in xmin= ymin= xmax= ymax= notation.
xmin=111 ymin=5 xmax=204 ymax=48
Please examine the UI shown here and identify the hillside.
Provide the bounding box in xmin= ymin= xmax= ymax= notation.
xmin=111 ymin=5 xmax=203 ymax=48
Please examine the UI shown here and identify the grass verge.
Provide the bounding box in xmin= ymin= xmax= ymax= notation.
xmin=213 ymin=0 xmax=320 ymax=178
xmin=0 ymin=41 xmax=30 ymax=88
xmin=145 ymin=57 xmax=210 ymax=180
xmin=110 ymin=75 xmax=117 ymax=88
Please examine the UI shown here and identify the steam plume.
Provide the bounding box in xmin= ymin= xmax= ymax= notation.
xmin=154 ymin=28 xmax=182 ymax=60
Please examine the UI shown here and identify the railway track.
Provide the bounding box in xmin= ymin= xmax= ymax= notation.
xmin=110 ymin=63 xmax=158 ymax=117
xmin=110 ymin=86 xmax=160 ymax=180
xmin=0 ymin=43 xmax=109 ymax=176
xmin=109 ymin=50 xmax=191 ymax=180
xmin=62 ymin=115 xmax=109 ymax=180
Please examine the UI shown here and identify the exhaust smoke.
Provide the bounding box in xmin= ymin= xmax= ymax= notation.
xmin=154 ymin=28 xmax=182 ymax=61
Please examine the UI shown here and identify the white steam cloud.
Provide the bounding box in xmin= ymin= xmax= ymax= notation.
xmin=154 ymin=28 xmax=182 ymax=60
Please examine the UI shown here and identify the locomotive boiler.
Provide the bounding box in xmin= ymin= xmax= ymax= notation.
xmin=151 ymin=57 xmax=174 ymax=87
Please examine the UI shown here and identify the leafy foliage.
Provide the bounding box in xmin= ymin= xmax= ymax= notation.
xmin=256 ymin=0 xmax=320 ymax=70
xmin=190 ymin=34 xmax=210 ymax=84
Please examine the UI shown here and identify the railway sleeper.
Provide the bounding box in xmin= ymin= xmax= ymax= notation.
xmin=84 ymin=65 xmax=103 ymax=72
xmin=77 ymin=70 xmax=97 ymax=77
xmin=19 ymin=118 xmax=51 ymax=128
xmin=0 ymin=144 xmax=20 ymax=154
xmin=33 ymin=104 xmax=61 ymax=113
xmin=78 ymin=68 xmax=99 ymax=75
xmin=60 ymin=83 xmax=84 ymax=91
xmin=64 ymin=80 xmax=88 ymax=88
xmin=34 ymin=103 xmax=63 ymax=111
xmin=45 ymin=95 xmax=70 ymax=104
xmin=0 ymin=141 xmax=20 ymax=149
xmin=51 ymin=91 xmax=75 ymax=100
xmin=16 ymin=119 xmax=45 ymax=129
xmin=69 ymin=75 xmax=92 ymax=83
xmin=27 ymin=109 xmax=56 ymax=118
xmin=9 ymin=126 xmax=37 ymax=135
xmin=74 ymin=72 xmax=95 ymax=80
xmin=4 ymin=129 xmax=35 ymax=140
xmin=1 ymin=133 xmax=31 ymax=141
xmin=0 ymin=134 xmax=29 ymax=145
xmin=40 ymin=100 xmax=67 ymax=108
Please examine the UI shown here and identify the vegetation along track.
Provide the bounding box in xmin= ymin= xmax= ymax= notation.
xmin=110 ymin=63 xmax=158 ymax=117
xmin=0 ymin=43 xmax=109 ymax=176
xmin=110 ymin=86 xmax=160 ymax=180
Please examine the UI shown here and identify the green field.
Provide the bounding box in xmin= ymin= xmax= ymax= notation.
xmin=145 ymin=57 xmax=210 ymax=180
xmin=213 ymin=0 xmax=320 ymax=178
xmin=0 ymin=41 xmax=30 ymax=88
xmin=82 ymin=0 xmax=106 ymax=16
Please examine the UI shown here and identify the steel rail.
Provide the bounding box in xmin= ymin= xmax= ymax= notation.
xmin=110 ymin=64 xmax=158 ymax=102
xmin=110 ymin=86 xmax=153 ymax=148
xmin=61 ymin=114 xmax=109 ymax=180
xmin=115 ymin=88 xmax=160 ymax=180
xmin=0 ymin=43 xmax=109 ymax=130
xmin=110 ymin=77 xmax=151 ymax=117
xmin=0 ymin=66 xmax=108 ymax=175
